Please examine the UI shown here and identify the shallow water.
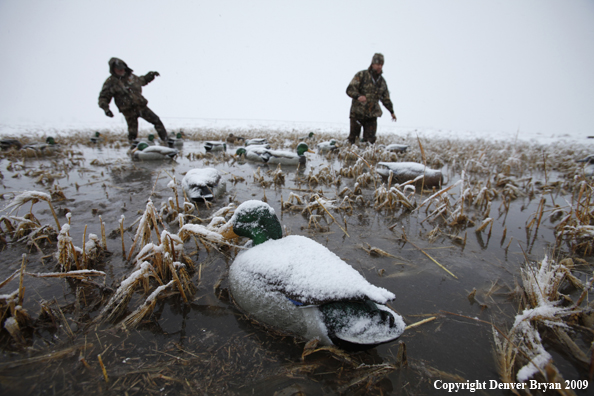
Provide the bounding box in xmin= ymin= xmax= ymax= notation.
xmin=0 ymin=138 xmax=591 ymax=395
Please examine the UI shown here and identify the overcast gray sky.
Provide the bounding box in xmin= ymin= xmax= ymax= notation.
xmin=0 ymin=0 xmax=593 ymax=136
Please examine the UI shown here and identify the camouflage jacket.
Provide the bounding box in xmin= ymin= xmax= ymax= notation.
xmin=98 ymin=57 xmax=158 ymax=114
xmin=346 ymin=67 xmax=394 ymax=119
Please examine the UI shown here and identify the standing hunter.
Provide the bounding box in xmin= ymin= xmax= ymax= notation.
xmin=346 ymin=53 xmax=397 ymax=144
xmin=98 ymin=57 xmax=168 ymax=144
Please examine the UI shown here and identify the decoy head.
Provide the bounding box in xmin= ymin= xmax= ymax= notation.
xmin=46 ymin=137 xmax=56 ymax=145
xmin=136 ymin=142 xmax=149 ymax=151
xmin=297 ymin=143 xmax=315 ymax=156
xmin=148 ymin=134 xmax=155 ymax=142
xmin=220 ymin=200 xmax=282 ymax=246
xmin=235 ymin=148 xmax=247 ymax=157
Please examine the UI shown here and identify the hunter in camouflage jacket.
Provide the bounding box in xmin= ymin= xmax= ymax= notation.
xmin=98 ymin=57 xmax=159 ymax=114
xmin=346 ymin=66 xmax=395 ymax=120
xmin=98 ymin=57 xmax=168 ymax=142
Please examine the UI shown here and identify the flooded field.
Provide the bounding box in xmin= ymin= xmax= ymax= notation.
xmin=0 ymin=128 xmax=592 ymax=395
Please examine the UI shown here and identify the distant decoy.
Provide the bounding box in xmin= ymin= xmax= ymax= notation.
xmin=182 ymin=168 xmax=223 ymax=202
xmin=131 ymin=142 xmax=178 ymax=161
xmin=299 ymin=132 xmax=315 ymax=140
xmin=0 ymin=139 xmax=23 ymax=150
xmin=235 ymin=145 xmax=272 ymax=163
xmin=376 ymin=162 xmax=443 ymax=188
xmin=245 ymin=138 xmax=268 ymax=147
xmin=227 ymin=133 xmax=246 ymax=144
xmin=22 ymin=137 xmax=60 ymax=154
xmin=316 ymin=139 xmax=339 ymax=152
xmin=384 ymin=144 xmax=409 ymax=153
xmin=168 ymin=132 xmax=184 ymax=148
xmin=265 ymin=143 xmax=314 ymax=166
xmin=90 ymin=132 xmax=104 ymax=143
xmin=204 ymin=141 xmax=227 ymax=152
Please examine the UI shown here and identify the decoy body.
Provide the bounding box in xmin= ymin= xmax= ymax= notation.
xmin=384 ymin=144 xmax=409 ymax=153
xmin=235 ymin=145 xmax=272 ymax=163
xmin=0 ymin=139 xmax=22 ymax=150
xmin=22 ymin=137 xmax=60 ymax=154
xmin=131 ymin=142 xmax=178 ymax=161
xmin=168 ymin=132 xmax=184 ymax=148
xmin=220 ymin=200 xmax=405 ymax=349
xmin=204 ymin=141 xmax=227 ymax=152
xmin=376 ymin=162 xmax=443 ymax=188
xmin=299 ymin=132 xmax=315 ymax=140
xmin=227 ymin=133 xmax=246 ymax=144
xmin=90 ymin=132 xmax=104 ymax=143
xmin=265 ymin=143 xmax=314 ymax=166
xmin=316 ymin=139 xmax=339 ymax=152
xmin=182 ymin=168 xmax=223 ymax=202
xmin=245 ymin=138 xmax=268 ymax=147
xmin=577 ymin=154 xmax=594 ymax=176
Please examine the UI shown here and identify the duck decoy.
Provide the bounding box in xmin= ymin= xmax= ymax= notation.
xmin=0 ymin=139 xmax=22 ymax=150
xmin=22 ymin=137 xmax=60 ymax=154
xmin=265 ymin=143 xmax=314 ymax=166
xmin=204 ymin=141 xmax=227 ymax=152
xmin=299 ymin=132 xmax=315 ymax=140
xmin=376 ymin=162 xmax=443 ymax=188
xmin=235 ymin=145 xmax=272 ymax=163
xmin=384 ymin=144 xmax=409 ymax=153
xmin=168 ymin=132 xmax=184 ymax=148
xmin=316 ymin=139 xmax=339 ymax=152
xmin=90 ymin=131 xmax=104 ymax=143
xmin=182 ymin=168 xmax=223 ymax=202
xmin=219 ymin=200 xmax=405 ymax=349
xmin=131 ymin=142 xmax=178 ymax=161
xmin=245 ymin=138 xmax=268 ymax=147
xmin=576 ymin=154 xmax=594 ymax=176
xmin=227 ymin=133 xmax=246 ymax=144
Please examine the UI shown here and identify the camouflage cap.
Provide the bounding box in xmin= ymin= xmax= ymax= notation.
xmin=372 ymin=53 xmax=384 ymax=65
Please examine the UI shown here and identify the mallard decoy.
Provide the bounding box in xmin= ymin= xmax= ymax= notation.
xmin=204 ymin=141 xmax=227 ymax=152
xmin=131 ymin=142 xmax=178 ymax=161
xmin=265 ymin=143 xmax=314 ymax=166
xmin=90 ymin=132 xmax=104 ymax=143
xmin=22 ymin=137 xmax=60 ymax=154
xmin=234 ymin=144 xmax=273 ymax=163
xmin=376 ymin=162 xmax=443 ymax=188
xmin=384 ymin=144 xmax=409 ymax=153
xmin=0 ymin=139 xmax=22 ymax=150
xmin=299 ymin=132 xmax=315 ymax=140
xmin=168 ymin=132 xmax=184 ymax=148
xmin=219 ymin=200 xmax=405 ymax=349
xmin=245 ymin=138 xmax=268 ymax=147
xmin=316 ymin=139 xmax=339 ymax=152
xmin=227 ymin=133 xmax=246 ymax=144
xmin=182 ymin=168 xmax=223 ymax=202
xmin=576 ymin=154 xmax=594 ymax=176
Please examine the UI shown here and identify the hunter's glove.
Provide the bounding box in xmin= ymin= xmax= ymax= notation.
xmin=104 ymin=109 xmax=114 ymax=118
xmin=148 ymin=71 xmax=160 ymax=78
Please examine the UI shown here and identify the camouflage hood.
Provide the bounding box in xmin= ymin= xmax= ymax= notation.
xmin=108 ymin=57 xmax=133 ymax=77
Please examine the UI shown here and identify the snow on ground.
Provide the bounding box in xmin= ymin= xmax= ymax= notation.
xmin=0 ymin=117 xmax=592 ymax=147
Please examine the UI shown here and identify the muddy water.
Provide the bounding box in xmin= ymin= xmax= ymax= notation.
xmin=0 ymin=140 xmax=590 ymax=395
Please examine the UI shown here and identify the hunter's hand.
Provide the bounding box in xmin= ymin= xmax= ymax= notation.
xmin=357 ymin=96 xmax=367 ymax=103
xmin=104 ymin=109 xmax=114 ymax=118
xmin=150 ymin=71 xmax=160 ymax=78
xmin=391 ymin=113 xmax=397 ymax=122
